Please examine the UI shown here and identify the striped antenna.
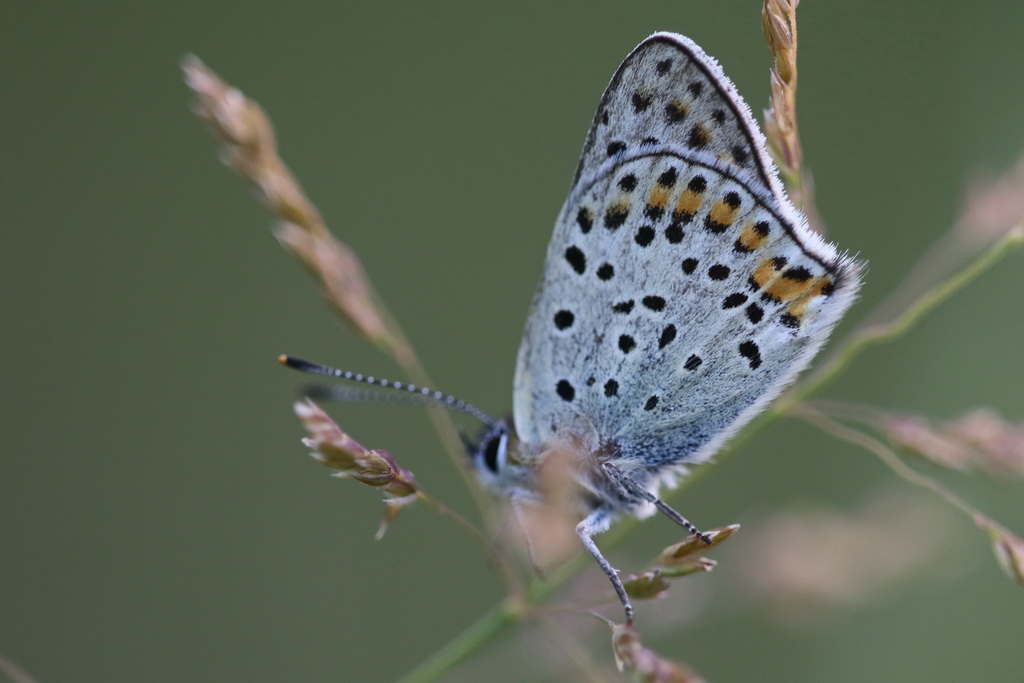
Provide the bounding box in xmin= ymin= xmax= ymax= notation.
xmin=278 ymin=355 xmax=498 ymax=428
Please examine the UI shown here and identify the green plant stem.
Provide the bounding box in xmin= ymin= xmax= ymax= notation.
xmin=396 ymin=600 xmax=519 ymax=683
xmin=779 ymin=227 xmax=1024 ymax=411
xmin=396 ymin=475 xmax=709 ymax=682
xmin=795 ymin=405 xmax=985 ymax=521
xmin=396 ymin=537 xmax=629 ymax=683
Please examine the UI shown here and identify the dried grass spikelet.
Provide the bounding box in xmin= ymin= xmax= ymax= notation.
xmin=622 ymin=525 xmax=738 ymax=604
xmin=621 ymin=571 xmax=672 ymax=601
xmin=883 ymin=408 xmax=1024 ymax=480
xmin=760 ymin=0 xmax=825 ymax=232
xmin=976 ymin=515 xmax=1024 ymax=586
xmin=956 ymin=152 xmax=1024 ymax=246
xmin=611 ymin=623 xmax=706 ymax=683
xmin=654 ymin=524 xmax=739 ymax=577
xmin=182 ymin=56 xmax=321 ymax=227
xmin=273 ymin=221 xmax=401 ymax=357
xmin=761 ymin=0 xmax=801 ymax=174
xmin=739 ymin=490 xmax=958 ymax=625
xmin=294 ymin=399 xmax=418 ymax=539
xmin=182 ymin=56 xmax=406 ymax=362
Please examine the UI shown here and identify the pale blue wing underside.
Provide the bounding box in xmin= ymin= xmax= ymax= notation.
xmin=513 ymin=33 xmax=861 ymax=485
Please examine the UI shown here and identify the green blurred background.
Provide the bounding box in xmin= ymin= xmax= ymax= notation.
xmin=3 ymin=1 xmax=1023 ymax=681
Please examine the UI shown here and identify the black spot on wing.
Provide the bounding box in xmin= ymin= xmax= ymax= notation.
xmin=565 ymin=246 xmax=586 ymax=274
xmin=554 ymin=310 xmax=574 ymax=330
xmin=576 ymin=207 xmax=593 ymax=234
xmin=634 ymin=226 xmax=655 ymax=246
xmin=632 ymin=91 xmax=653 ymax=113
xmin=739 ymin=340 xmax=762 ymax=369
xmin=659 ymin=324 xmax=676 ymax=349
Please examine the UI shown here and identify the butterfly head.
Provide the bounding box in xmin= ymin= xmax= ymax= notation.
xmin=467 ymin=419 xmax=535 ymax=493
xmin=470 ymin=418 xmax=633 ymax=517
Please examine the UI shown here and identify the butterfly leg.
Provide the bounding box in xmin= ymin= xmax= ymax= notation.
xmin=602 ymin=462 xmax=712 ymax=544
xmin=576 ymin=507 xmax=634 ymax=624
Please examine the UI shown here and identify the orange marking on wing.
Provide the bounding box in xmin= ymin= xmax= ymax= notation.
xmin=753 ymin=261 xmax=819 ymax=302
xmin=709 ymin=199 xmax=739 ymax=228
xmin=647 ymin=185 xmax=670 ymax=213
xmin=786 ymin=277 xmax=833 ymax=318
xmin=764 ymin=277 xmax=812 ymax=302
xmin=737 ymin=222 xmax=769 ymax=251
xmin=608 ymin=198 xmax=631 ymax=217
xmin=674 ymin=190 xmax=702 ymax=217
xmin=752 ymin=259 xmax=780 ymax=290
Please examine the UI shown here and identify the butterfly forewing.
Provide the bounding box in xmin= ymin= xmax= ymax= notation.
xmin=513 ymin=34 xmax=861 ymax=477
xmin=572 ymin=33 xmax=776 ymax=194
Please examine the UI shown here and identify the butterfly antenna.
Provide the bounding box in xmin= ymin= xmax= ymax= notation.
xmin=278 ymin=355 xmax=498 ymax=428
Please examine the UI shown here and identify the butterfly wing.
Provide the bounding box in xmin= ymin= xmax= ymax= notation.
xmin=571 ymin=32 xmax=779 ymax=197
xmin=513 ymin=33 xmax=861 ymax=483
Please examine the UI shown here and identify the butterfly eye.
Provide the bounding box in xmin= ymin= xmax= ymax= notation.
xmin=480 ymin=427 xmax=509 ymax=474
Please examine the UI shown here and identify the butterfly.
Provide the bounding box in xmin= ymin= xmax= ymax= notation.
xmin=285 ymin=32 xmax=861 ymax=624
xmin=467 ymin=32 xmax=860 ymax=621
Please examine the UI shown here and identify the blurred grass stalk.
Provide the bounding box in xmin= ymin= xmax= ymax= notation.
xmin=0 ymin=653 xmax=38 ymax=683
